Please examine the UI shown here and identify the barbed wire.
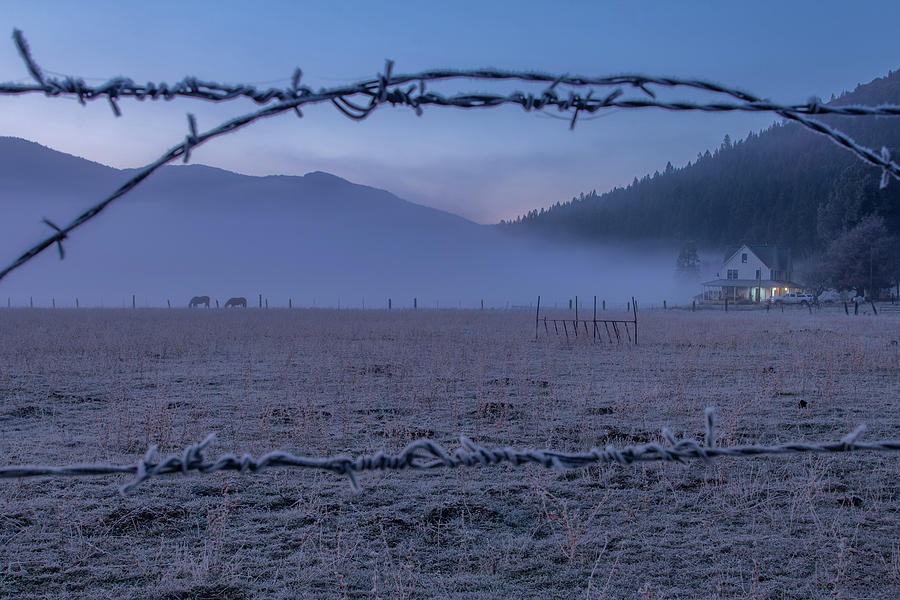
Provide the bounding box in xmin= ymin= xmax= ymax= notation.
xmin=1 ymin=409 xmax=897 ymax=495
xmin=7 ymin=30 xmax=900 ymax=119
xmin=1 ymin=28 xmax=899 ymax=283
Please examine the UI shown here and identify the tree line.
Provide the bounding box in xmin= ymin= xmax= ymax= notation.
xmin=501 ymin=69 xmax=900 ymax=296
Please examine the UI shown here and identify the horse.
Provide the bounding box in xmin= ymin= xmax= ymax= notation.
xmin=224 ymin=297 xmax=247 ymax=308
xmin=189 ymin=295 xmax=210 ymax=308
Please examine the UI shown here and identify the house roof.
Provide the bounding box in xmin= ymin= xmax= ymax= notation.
xmin=723 ymin=244 xmax=792 ymax=270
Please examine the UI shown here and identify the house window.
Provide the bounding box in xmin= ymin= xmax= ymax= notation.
xmin=755 ymin=269 xmax=761 ymax=280
xmin=742 ymin=253 xmax=748 ymax=263
xmin=727 ymin=269 xmax=738 ymax=280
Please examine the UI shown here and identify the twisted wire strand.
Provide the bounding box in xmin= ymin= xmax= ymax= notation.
xmin=1 ymin=409 xmax=897 ymax=494
xmin=1 ymin=29 xmax=899 ymax=283
xmin=6 ymin=31 xmax=900 ymax=118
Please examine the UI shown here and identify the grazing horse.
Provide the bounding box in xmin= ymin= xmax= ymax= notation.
xmin=225 ymin=297 xmax=247 ymax=308
xmin=189 ymin=295 xmax=210 ymax=308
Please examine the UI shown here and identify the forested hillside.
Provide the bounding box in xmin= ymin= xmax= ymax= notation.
xmin=503 ymin=69 xmax=900 ymax=254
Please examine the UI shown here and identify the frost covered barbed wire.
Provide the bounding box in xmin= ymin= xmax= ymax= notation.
xmin=1 ymin=409 xmax=897 ymax=494
xmin=1 ymin=28 xmax=899 ymax=282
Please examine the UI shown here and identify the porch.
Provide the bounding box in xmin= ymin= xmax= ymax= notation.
xmin=701 ymin=279 xmax=802 ymax=303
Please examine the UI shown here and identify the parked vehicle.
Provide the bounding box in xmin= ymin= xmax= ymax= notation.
xmin=771 ymin=292 xmax=814 ymax=304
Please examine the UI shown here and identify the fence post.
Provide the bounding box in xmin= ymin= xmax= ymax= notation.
xmin=289 ymin=298 xmax=292 ymax=309
xmin=166 ymin=299 xmax=170 ymax=308
xmin=30 ymin=296 xmax=33 ymax=308
xmin=215 ymin=299 xmax=219 ymax=308
xmin=854 ymin=301 xmax=858 ymax=315
xmin=602 ymin=299 xmax=606 ymax=311
xmin=627 ymin=301 xmax=630 ymax=312
xmin=535 ymin=295 xmax=541 ymax=340
xmin=132 ymin=294 xmax=136 ymax=309
xmin=870 ymin=300 xmax=878 ymax=315
xmin=388 ymin=298 xmax=392 ymax=310
xmin=481 ymin=299 xmax=484 ymax=310
xmin=632 ymin=296 xmax=638 ymax=345
xmin=265 ymin=298 xmax=268 ymax=309
xmin=569 ymin=299 xmax=572 ymax=310
xmin=725 ymin=298 xmax=728 ymax=312
xmin=76 ymin=298 xmax=80 ymax=309
xmin=575 ymin=296 xmax=578 ymax=321
xmin=259 ymin=294 xmax=262 ymax=308
xmin=663 ymin=300 xmax=667 ymax=310
xmin=692 ymin=299 xmax=696 ymax=312
xmin=414 ymin=297 xmax=417 ymax=310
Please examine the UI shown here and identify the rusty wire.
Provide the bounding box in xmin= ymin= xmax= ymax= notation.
xmin=1 ymin=409 xmax=898 ymax=495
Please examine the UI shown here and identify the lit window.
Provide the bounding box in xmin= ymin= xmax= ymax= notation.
xmin=742 ymin=253 xmax=748 ymax=263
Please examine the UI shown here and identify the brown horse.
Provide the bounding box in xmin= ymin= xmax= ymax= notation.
xmin=189 ymin=295 xmax=210 ymax=308
xmin=224 ymin=297 xmax=247 ymax=308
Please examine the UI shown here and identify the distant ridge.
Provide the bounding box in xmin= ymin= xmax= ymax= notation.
xmin=0 ymin=135 xmax=694 ymax=306
xmin=503 ymin=69 xmax=900 ymax=254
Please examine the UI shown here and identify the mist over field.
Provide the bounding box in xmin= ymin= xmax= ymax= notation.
xmin=0 ymin=138 xmax=699 ymax=309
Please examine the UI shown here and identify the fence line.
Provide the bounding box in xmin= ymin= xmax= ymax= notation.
xmin=1 ymin=409 xmax=897 ymax=494
xmin=1 ymin=29 xmax=899 ymax=283
xmin=536 ymin=295 xmax=639 ymax=343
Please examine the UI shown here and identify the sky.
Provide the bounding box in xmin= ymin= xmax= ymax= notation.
xmin=1 ymin=1 xmax=899 ymax=224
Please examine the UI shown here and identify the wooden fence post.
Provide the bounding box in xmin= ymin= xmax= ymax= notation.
xmin=632 ymin=296 xmax=638 ymax=345
xmin=388 ymin=298 xmax=391 ymax=309
xmin=132 ymin=295 xmax=136 ymax=309
xmin=166 ymin=299 xmax=170 ymax=308
xmin=289 ymin=298 xmax=292 ymax=309
xmin=414 ymin=297 xmax=417 ymax=310
xmin=535 ymin=295 xmax=541 ymax=339
xmin=30 ymin=296 xmax=33 ymax=308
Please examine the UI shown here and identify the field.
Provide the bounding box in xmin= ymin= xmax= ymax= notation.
xmin=0 ymin=307 xmax=898 ymax=599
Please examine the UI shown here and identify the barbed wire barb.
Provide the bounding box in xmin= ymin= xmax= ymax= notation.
xmin=1 ymin=29 xmax=899 ymax=282
xmin=0 ymin=409 xmax=898 ymax=495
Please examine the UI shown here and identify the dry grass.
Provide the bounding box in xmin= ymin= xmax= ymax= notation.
xmin=0 ymin=307 xmax=897 ymax=599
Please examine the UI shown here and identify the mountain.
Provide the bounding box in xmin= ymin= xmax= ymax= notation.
xmin=0 ymin=137 xmax=693 ymax=306
xmin=502 ymin=69 xmax=900 ymax=254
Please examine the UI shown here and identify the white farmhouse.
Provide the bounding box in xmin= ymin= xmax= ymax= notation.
xmin=701 ymin=244 xmax=801 ymax=302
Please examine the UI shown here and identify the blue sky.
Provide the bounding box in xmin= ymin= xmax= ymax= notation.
xmin=1 ymin=1 xmax=898 ymax=223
